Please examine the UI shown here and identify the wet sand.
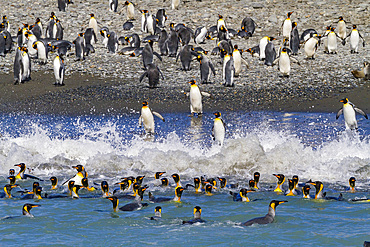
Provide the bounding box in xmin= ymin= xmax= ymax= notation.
xmin=0 ymin=72 xmax=369 ymax=115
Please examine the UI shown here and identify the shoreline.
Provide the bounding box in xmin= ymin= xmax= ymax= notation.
xmin=1 ymin=71 xmax=369 ymax=116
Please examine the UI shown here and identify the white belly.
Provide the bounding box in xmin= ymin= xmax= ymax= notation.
xmin=304 ymin=38 xmax=316 ymax=58
xmin=141 ymin=108 xmax=155 ymax=133
xmin=233 ymin=52 xmax=242 ymax=75
xmin=343 ymin=105 xmax=357 ymax=130
xmin=279 ymin=53 xmax=290 ymax=75
xmin=213 ymin=120 xmax=225 ymax=145
xmin=350 ymin=31 xmax=359 ymax=51
xmin=328 ymin=33 xmax=337 ymax=52
xmin=282 ymin=20 xmax=292 ymax=38
xmin=259 ymin=38 xmax=268 ymax=59
xmin=190 ymin=86 xmax=202 ymax=113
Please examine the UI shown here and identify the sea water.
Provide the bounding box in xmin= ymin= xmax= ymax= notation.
xmin=0 ymin=111 xmax=369 ymax=246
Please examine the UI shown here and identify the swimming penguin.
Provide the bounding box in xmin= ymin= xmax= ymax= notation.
xmin=285 ymin=179 xmax=297 ymax=196
xmin=100 ymin=181 xmax=110 ymax=197
xmin=344 ymin=25 xmax=365 ymax=53
xmin=20 ymin=47 xmax=31 ymax=82
xmin=109 ymin=0 xmax=118 ymax=12
xmin=273 ymin=174 xmax=285 ymax=193
xmin=223 ymin=53 xmax=235 ymax=87
xmin=253 ymin=172 xmax=260 ymax=189
xmin=108 ymin=187 xmax=149 ymax=211
xmin=150 ymin=206 xmax=162 ymax=220
xmin=337 ymin=16 xmax=347 ymax=40
xmin=177 ymin=44 xmax=195 ymax=71
xmin=53 ymin=54 xmax=65 ymax=86
xmin=23 ymin=204 xmax=41 ymax=217
xmin=264 ymin=39 xmax=276 ymax=66
xmin=194 ymin=27 xmax=208 ymax=44
xmin=348 ymin=177 xmax=356 ymax=192
xmin=142 ymin=40 xmax=162 ymax=69
xmin=146 ymin=14 xmax=156 ymax=35
xmin=274 ymin=47 xmax=300 ymax=77
xmin=212 ymin=112 xmax=226 ymax=146
xmin=308 ymin=181 xmax=328 ymax=199
xmin=107 ymin=32 xmax=118 ymax=53
xmin=8 ymin=176 xmax=16 ymax=186
xmin=14 ymin=163 xmax=42 ymax=180
xmin=32 ymin=41 xmax=48 ymax=65
xmin=149 ymin=186 xmax=184 ymax=202
xmin=161 ymin=178 xmax=169 ymax=187
xmin=124 ymin=1 xmax=135 ymax=20
xmin=139 ymin=101 xmax=165 ymax=134
xmin=240 ymin=17 xmax=256 ymax=38
xmin=230 ymin=188 xmax=252 ymax=202
xmin=249 ymin=180 xmax=256 ymax=190
xmin=302 ymin=185 xmax=311 ymax=198
xmin=64 ymin=165 xmax=88 ymax=186
xmin=156 ymin=9 xmax=167 ymax=28
xmin=196 ymin=53 xmax=216 ymax=84
xmin=192 ymin=177 xmax=202 ymax=193
xmin=217 ymin=177 xmax=227 ymax=189
xmin=155 ymin=172 xmax=166 ymax=179
xmin=13 ymin=47 xmax=23 ymax=84
xmin=71 ymin=185 xmax=82 ymax=199
xmin=351 ymin=61 xmax=370 ymax=79
xmin=167 ymin=23 xmax=179 ymax=57
xmin=259 ymin=36 xmax=275 ymax=60
xmin=290 ymin=22 xmax=300 ymax=55
xmin=282 ymin=12 xmax=293 ymax=39
xmin=73 ymin=33 xmax=85 ymax=61
xmin=171 ymin=173 xmax=182 ymax=187
xmin=336 ymin=98 xmax=368 ymax=130
xmin=1 ymin=184 xmax=18 ymax=198
xmin=186 ymin=80 xmax=210 ymax=117
xmin=50 ymin=176 xmax=58 ymax=190
xmin=80 ymin=178 xmax=96 ymax=192
xmin=241 ymin=200 xmax=287 ymax=226
xmin=205 ymin=184 xmax=213 ymax=195
xmin=304 ymin=33 xmax=320 ymax=59
xmin=182 ymin=206 xmax=206 ymax=224
xmin=134 ymin=176 xmax=145 ymax=187
xmin=140 ymin=63 xmax=164 ymax=89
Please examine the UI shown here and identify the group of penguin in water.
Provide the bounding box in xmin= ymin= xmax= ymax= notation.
xmin=0 ymin=0 xmax=369 ymax=88
xmin=1 ymin=162 xmax=368 ymax=226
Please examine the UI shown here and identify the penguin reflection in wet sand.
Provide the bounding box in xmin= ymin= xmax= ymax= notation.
xmin=182 ymin=206 xmax=206 ymax=224
xmin=186 ymin=80 xmax=210 ymax=117
xmin=336 ymin=98 xmax=368 ymax=130
xmin=139 ymin=101 xmax=165 ymax=135
xmin=212 ymin=112 xmax=226 ymax=146
xmin=242 ymin=200 xmax=287 ymax=226
xmin=53 ymin=54 xmax=65 ymax=86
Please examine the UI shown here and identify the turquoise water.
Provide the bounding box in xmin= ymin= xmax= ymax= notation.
xmin=0 ymin=111 xmax=369 ymax=246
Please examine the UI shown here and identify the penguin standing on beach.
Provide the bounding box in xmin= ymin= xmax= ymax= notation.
xmin=274 ymin=47 xmax=300 ymax=77
xmin=186 ymin=80 xmax=210 ymax=117
xmin=167 ymin=23 xmax=179 ymax=57
xmin=156 ymin=9 xmax=167 ymax=28
xmin=233 ymin=45 xmax=248 ymax=76
xmin=336 ymin=98 xmax=368 ymax=130
xmin=282 ymin=12 xmax=293 ymax=39
xmin=84 ymin=28 xmax=96 ymax=55
xmin=125 ymin=1 xmax=135 ymax=20
xmin=194 ymin=27 xmax=208 ymax=44
xmin=259 ymin=36 xmax=275 ymax=60
xmin=139 ymin=101 xmax=165 ymax=135
xmin=171 ymin=0 xmax=180 ymax=10
xmin=139 ymin=63 xmax=164 ymax=88
xmin=290 ymin=22 xmax=299 ymax=55
xmin=21 ymin=47 xmax=31 ymax=82
xmin=107 ymin=32 xmax=118 ymax=53
xmin=304 ymin=33 xmax=320 ymax=59
xmin=241 ymin=17 xmax=256 ymax=38
xmin=32 ymin=41 xmax=48 ymax=65
xmin=53 ymin=54 xmax=65 ymax=86
xmin=141 ymin=10 xmax=149 ymax=33
xmin=45 ymin=12 xmax=56 ymax=38
xmin=326 ymin=27 xmax=341 ymax=54
xmin=343 ymin=25 xmax=365 ymax=53
xmin=196 ymin=53 xmax=216 ymax=84
xmin=73 ymin=33 xmax=85 ymax=61
xmin=336 ymin=16 xmax=347 ymax=40
xmin=264 ymin=39 xmax=276 ymax=66
xmin=158 ymin=29 xmax=168 ymax=56
xmin=25 ymin=32 xmax=38 ymax=58
xmin=323 ymin=26 xmax=331 ymax=53
xmin=142 ymin=40 xmax=162 ymax=69
xmin=212 ymin=112 xmax=226 ymax=146
xmin=88 ymin=14 xmax=98 ymax=43
xmin=177 ymin=44 xmax=194 ymax=71
xmin=224 ymin=53 xmax=235 ymax=87
xmin=109 ymin=0 xmax=118 ymax=12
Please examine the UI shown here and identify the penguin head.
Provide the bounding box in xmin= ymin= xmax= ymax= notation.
xmin=50 ymin=176 xmax=58 ymax=189
xmin=142 ymin=101 xmax=148 ymax=106
xmin=90 ymin=13 xmax=95 ymax=18
xmin=249 ymin=179 xmax=255 ymax=188
xmin=193 ymin=206 xmax=202 ymax=219
xmin=35 ymin=17 xmax=41 ymax=24
xmin=32 ymin=42 xmax=38 ymax=50
xmin=292 ymin=175 xmax=299 ymax=187
xmin=175 ymin=186 xmax=184 ymax=200
xmin=135 ymin=175 xmax=145 ymax=185
xmin=309 ymin=181 xmax=323 ymax=194
xmin=172 ymin=173 xmax=180 ymax=183
xmin=72 ymin=165 xmax=84 ymax=172
xmin=339 ymin=98 xmax=348 ymax=104
xmin=137 ymin=186 xmax=147 ymax=199
xmin=268 ymin=37 xmax=276 ymax=41
xmin=107 ymin=196 xmax=119 ymax=212
xmin=148 ymin=39 xmax=154 ymax=46
xmin=15 ymin=163 xmax=26 ymax=171
xmin=124 ymin=1 xmax=130 ymax=5
xmin=288 ymin=179 xmax=294 ymax=191
xmin=282 ymin=47 xmax=288 ymax=53
xmin=352 ymin=25 xmax=357 ymax=29
xmin=338 ymin=16 xmax=343 ymax=21
xmin=155 ymin=172 xmax=165 ymax=179
xmin=4 ymin=184 xmax=18 ymax=198
xmin=292 ymin=22 xmax=297 ymax=28
xmin=9 ymin=169 xmax=15 ymax=176
xmin=269 ymin=200 xmax=287 ymax=210
xmin=326 ymin=26 xmax=331 ymax=31
xmin=188 ymin=80 xmax=196 ymax=85
xmin=287 ymin=12 xmax=293 ymax=18
xmin=330 ymin=27 xmax=335 ymax=32
xmin=161 ymin=178 xmax=169 ymax=187
xmin=205 ymin=184 xmax=213 ymax=195
xmin=349 ymin=177 xmax=356 ymax=191
xmin=217 ymin=177 xmax=227 ymax=188
xmin=34 ymin=186 xmax=42 ymax=199
xmin=154 ymin=206 xmax=162 ymax=214
xmin=220 ymin=25 xmax=226 ymax=32
xmin=33 ymin=182 xmax=40 ymax=192
xmin=118 ymin=179 xmax=129 ymax=191
xmin=302 ymin=185 xmax=311 ymax=197
xmin=194 ymin=177 xmax=200 ymax=188
xmin=68 ymin=180 xmax=75 ymax=193
xmin=124 ymin=36 xmax=130 ymax=42
xmin=273 ymin=174 xmax=285 ymax=184
xmin=218 ymin=14 xmax=223 ymax=19
xmin=8 ymin=176 xmax=16 ymax=185
xmin=170 ymin=23 xmax=175 ymax=28
xmin=23 ymin=203 xmax=41 ymax=216
xmin=214 ymin=112 xmax=221 ymax=118
xmin=233 ymin=44 xmax=238 ymax=50
xmin=81 ymin=177 xmax=89 ymax=188
xmin=253 ymin=172 xmax=260 ymax=184
xmin=3 ymin=15 xmax=7 ymax=20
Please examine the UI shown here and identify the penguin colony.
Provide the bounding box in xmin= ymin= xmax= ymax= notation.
xmin=2 ymin=163 xmax=368 ymax=226
xmin=0 ymin=0 xmax=369 ymax=234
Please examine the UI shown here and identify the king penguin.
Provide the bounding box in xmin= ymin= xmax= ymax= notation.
xmin=212 ymin=112 xmax=226 ymax=146
xmin=73 ymin=33 xmax=85 ymax=61
xmin=139 ymin=101 xmax=165 ymax=134
xmin=274 ymin=47 xmax=300 ymax=77
xmin=32 ymin=40 xmax=48 ymax=65
xmin=282 ymin=12 xmax=293 ymax=39
xmin=182 ymin=206 xmax=206 ymax=224
xmin=23 ymin=204 xmax=41 ymax=217
xmin=337 ymin=16 xmax=347 ymax=40
xmin=53 ymin=54 xmax=65 ymax=86
xmin=125 ymin=1 xmax=135 ymax=20
xmin=196 ymin=52 xmax=216 ymax=84
xmin=242 ymin=200 xmax=287 ymax=226
xmin=304 ymin=33 xmax=320 ymax=59
xmin=88 ymin=14 xmax=98 ymax=43
xmin=344 ymin=25 xmax=365 ymax=53
xmin=187 ymin=80 xmax=210 ymax=116
xmin=336 ymin=98 xmax=368 ymax=130
xmin=290 ymin=22 xmax=300 ymax=55
xmin=139 ymin=63 xmax=164 ymax=88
